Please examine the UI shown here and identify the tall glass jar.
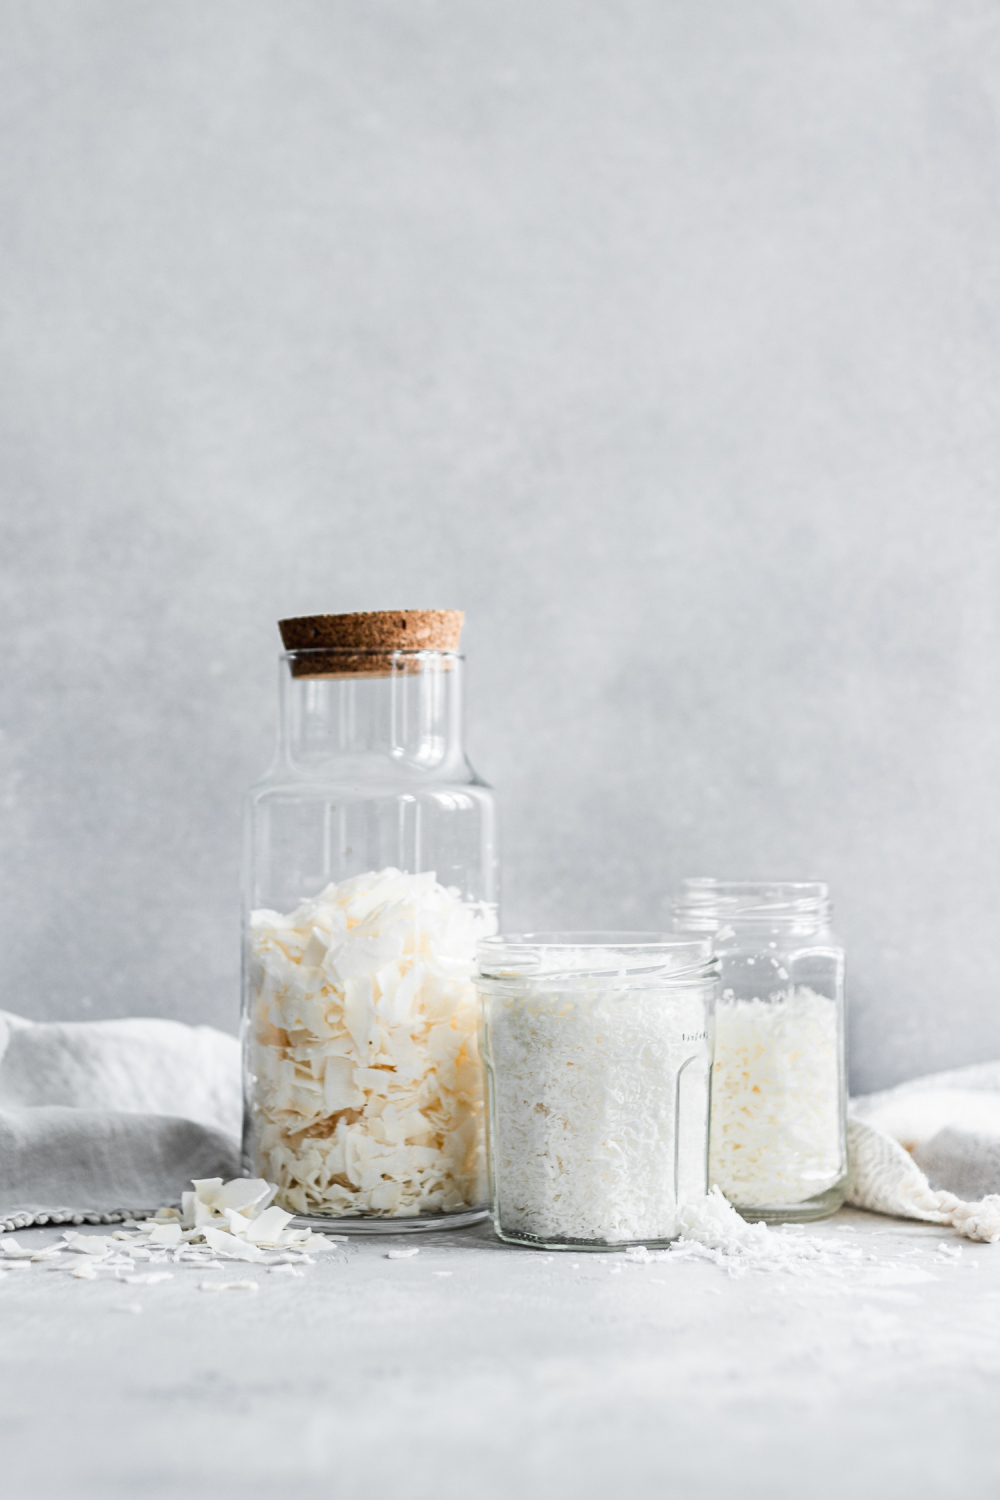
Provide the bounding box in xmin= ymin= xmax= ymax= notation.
xmin=242 ymin=610 xmax=498 ymax=1233
xmin=673 ymin=879 xmax=847 ymax=1223
xmin=477 ymin=934 xmax=718 ymax=1249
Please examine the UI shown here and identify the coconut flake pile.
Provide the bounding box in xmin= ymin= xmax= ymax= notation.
xmin=0 ymin=1176 xmax=338 ymax=1291
xmin=247 ymin=868 xmax=495 ymax=1219
xmin=485 ymin=976 xmax=711 ymax=1244
xmin=620 ymin=1187 xmax=868 ymax=1278
xmin=709 ymin=987 xmax=844 ymax=1209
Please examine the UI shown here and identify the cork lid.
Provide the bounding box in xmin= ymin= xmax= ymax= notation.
xmin=278 ymin=610 xmax=464 ymax=677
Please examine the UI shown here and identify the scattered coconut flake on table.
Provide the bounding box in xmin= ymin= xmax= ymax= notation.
xmin=62 ymin=1234 xmax=115 ymax=1257
xmin=147 ymin=1223 xmax=182 ymax=1248
xmin=245 ymin=868 xmax=495 ymax=1221
xmin=1 ymin=1239 xmax=35 ymax=1261
xmin=608 ymin=1188 xmax=905 ymax=1281
xmin=386 ymin=1247 xmax=420 ymax=1259
xmin=709 ymin=988 xmax=844 ymax=1209
xmin=0 ymin=1176 xmax=336 ymax=1294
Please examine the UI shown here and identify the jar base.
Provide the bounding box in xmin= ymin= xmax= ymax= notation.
xmin=492 ymin=1223 xmax=680 ymax=1252
xmin=730 ymin=1182 xmax=848 ymax=1226
xmin=293 ymin=1206 xmax=489 ymax=1235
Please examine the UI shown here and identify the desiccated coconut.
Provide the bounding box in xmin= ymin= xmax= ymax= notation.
xmin=484 ymin=968 xmax=712 ymax=1244
xmin=709 ymin=988 xmax=844 ymax=1208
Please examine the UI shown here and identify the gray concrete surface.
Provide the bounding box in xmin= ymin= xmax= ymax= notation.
xmin=2 ymin=3 xmax=1000 ymax=1091
xmin=2 ymin=1208 xmax=999 ymax=1498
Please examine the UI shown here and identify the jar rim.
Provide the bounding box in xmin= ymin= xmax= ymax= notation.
xmin=281 ymin=646 xmax=463 ymax=680
xmin=477 ymin=931 xmax=717 ymax=984
xmin=282 ymin=646 xmax=463 ymax=657
xmin=673 ymin=878 xmax=832 ymax=927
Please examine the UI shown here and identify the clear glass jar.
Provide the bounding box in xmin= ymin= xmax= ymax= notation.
xmin=673 ymin=879 xmax=847 ymax=1223
xmin=242 ymin=611 xmax=498 ymax=1233
xmin=477 ymin=933 xmax=718 ymax=1249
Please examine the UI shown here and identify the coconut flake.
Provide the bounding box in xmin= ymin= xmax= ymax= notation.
xmin=0 ymin=1240 xmax=33 ymax=1260
xmin=211 ymin=1179 xmax=273 ymax=1215
xmin=709 ymin=988 xmax=844 ymax=1208
xmin=244 ymin=1207 xmax=294 ymax=1246
xmin=63 ymin=1234 xmax=115 ymax=1257
xmin=246 ymin=868 xmax=495 ymax=1220
xmin=200 ymin=1228 xmax=265 ymax=1262
xmin=147 ymin=1223 xmax=182 ymax=1248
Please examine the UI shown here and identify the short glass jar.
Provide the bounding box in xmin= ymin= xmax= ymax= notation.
xmin=242 ymin=610 xmax=497 ymax=1233
xmin=673 ymin=879 xmax=847 ymax=1223
xmin=477 ymin=934 xmax=718 ymax=1249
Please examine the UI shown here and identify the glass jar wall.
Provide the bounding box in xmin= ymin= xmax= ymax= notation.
xmin=673 ymin=879 xmax=847 ymax=1224
xmin=477 ymin=934 xmax=718 ymax=1249
xmin=242 ymin=611 xmax=498 ymax=1233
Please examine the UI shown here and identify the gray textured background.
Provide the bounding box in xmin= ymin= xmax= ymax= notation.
xmin=1 ymin=1 xmax=998 ymax=1092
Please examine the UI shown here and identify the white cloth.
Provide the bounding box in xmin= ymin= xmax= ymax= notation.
xmin=0 ymin=1010 xmax=242 ymax=1232
xmin=4 ymin=1007 xmax=1000 ymax=1240
xmin=849 ymin=1060 xmax=1000 ymax=1242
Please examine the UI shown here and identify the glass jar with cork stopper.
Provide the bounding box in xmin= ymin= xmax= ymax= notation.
xmin=242 ymin=610 xmax=498 ymax=1232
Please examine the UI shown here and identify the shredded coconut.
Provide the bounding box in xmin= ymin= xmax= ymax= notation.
xmin=484 ymin=972 xmax=712 ymax=1244
xmin=709 ymin=987 xmax=844 ymax=1208
xmin=246 ymin=868 xmax=495 ymax=1220
xmin=649 ymin=1187 xmax=867 ymax=1277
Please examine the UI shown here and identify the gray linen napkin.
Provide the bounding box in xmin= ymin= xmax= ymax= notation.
xmin=5 ymin=1004 xmax=1000 ymax=1240
xmin=0 ymin=1010 xmax=241 ymax=1232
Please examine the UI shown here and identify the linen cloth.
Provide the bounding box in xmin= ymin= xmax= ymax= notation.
xmin=3 ymin=1006 xmax=1000 ymax=1240
xmin=0 ymin=1010 xmax=241 ymax=1232
xmin=849 ymin=1060 xmax=1000 ymax=1241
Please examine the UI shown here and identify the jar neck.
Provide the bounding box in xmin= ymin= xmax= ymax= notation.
xmin=673 ymin=880 xmax=832 ymax=938
xmin=277 ymin=649 xmax=466 ymax=775
xmin=682 ymin=917 xmax=831 ymax=940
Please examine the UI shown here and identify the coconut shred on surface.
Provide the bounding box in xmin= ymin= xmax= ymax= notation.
xmin=709 ymin=986 xmax=843 ymax=1207
xmin=246 ymin=868 xmax=496 ymax=1219
xmin=636 ymin=1188 xmax=869 ymax=1278
xmin=487 ymin=982 xmax=711 ymax=1244
xmin=0 ymin=1176 xmax=340 ymax=1297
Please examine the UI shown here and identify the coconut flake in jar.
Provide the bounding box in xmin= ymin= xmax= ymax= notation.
xmin=245 ymin=868 xmax=496 ymax=1220
xmin=478 ymin=935 xmax=718 ymax=1248
xmin=709 ymin=987 xmax=843 ymax=1207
